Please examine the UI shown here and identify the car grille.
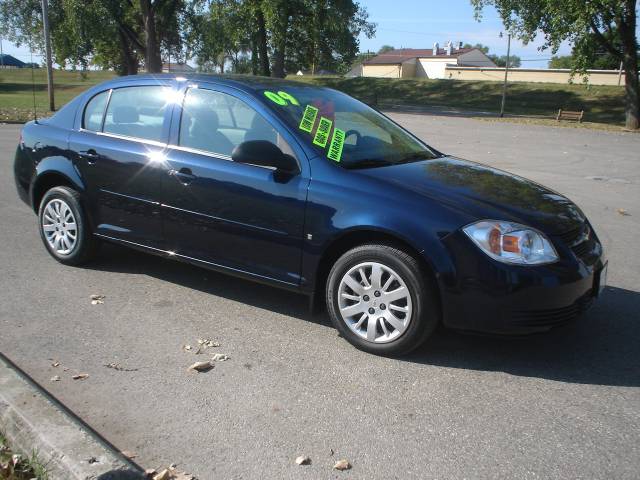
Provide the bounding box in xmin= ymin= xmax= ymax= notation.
xmin=555 ymin=222 xmax=597 ymax=262
xmin=509 ymin=291 xmax=594 ymax=328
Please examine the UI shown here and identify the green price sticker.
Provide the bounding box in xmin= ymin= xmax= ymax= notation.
xmin=313 ymin=117 xmax=333 ymax=147
xmin=277 ymin=91 xmax=300 ymax=105
xmin=299 ymin=105 xmax=319 ymax=133
xmin=263 ymin=91 xmax=287 ymax=105
xmin=327 ymin=128 xmax=345 ymax=162
xmin=264 ymin=90 xmax=300 ymax=106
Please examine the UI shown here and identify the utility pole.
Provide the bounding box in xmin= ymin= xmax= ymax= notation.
xmin=617 ymin=60 xmax=624 ymax=86
xmin=500 ymin=33 xmax=511 ymax=118
xmin=1 ymin=36 xmax=4 ymax=68
xmin=41 ymin=0 xmax=55 ymax=111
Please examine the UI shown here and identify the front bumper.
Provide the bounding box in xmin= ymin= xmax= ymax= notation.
xmin=439 ymin=225 xmax=606 ymax=335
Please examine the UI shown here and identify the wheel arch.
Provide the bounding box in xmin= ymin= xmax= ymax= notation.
xmin=312 ymin=228 xmax=443 ymax=313
xmin=31 ymin=168 xmax=84 ymax=213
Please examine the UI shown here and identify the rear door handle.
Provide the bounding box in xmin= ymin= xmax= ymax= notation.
xmin=169 ymin=167 xmax=197 ymax=185
xmin=79 ymin=149 xmax=100 ymax=164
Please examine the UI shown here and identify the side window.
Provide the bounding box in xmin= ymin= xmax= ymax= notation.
xmin=83 ymin=91 xmax=109 ymax=131
xmin=179 ymin=88 xmax=293 ymax=158
xmin=103 ymin=86 xmax=170 ymax=142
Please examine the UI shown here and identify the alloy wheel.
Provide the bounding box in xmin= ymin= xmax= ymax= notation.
xmin=337 ymin=261 xmax=413 ymax=343
xmin=41 ymin=198 xmax=78 ymax=255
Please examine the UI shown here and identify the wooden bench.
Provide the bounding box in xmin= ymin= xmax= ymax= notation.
xmin=556 ymin=109 xmax=584 ymax=122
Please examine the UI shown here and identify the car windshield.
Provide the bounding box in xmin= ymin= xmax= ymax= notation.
xmin=259 ymin=86 xmax=439 ymax=168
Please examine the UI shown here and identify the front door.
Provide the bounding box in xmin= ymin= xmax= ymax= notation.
xmin=70 ymin=84 xmax=174 ymax=249
xmin=161 ymin=86 xmax=309 ymax=286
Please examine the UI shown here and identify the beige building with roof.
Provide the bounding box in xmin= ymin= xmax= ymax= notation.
xmin=362 ymin=42 xmax=497 ymax=79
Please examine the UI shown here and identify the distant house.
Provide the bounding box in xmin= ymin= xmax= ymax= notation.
xmin=161 ymin=62 xmax=195 ymax=73
xmin=362 ymin=42 xmax=496 ymax=79
xmin=0 ymin=54 xmax=27 ymax=69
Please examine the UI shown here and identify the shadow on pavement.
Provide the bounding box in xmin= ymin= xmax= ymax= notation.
xmin=90 ymin=244 xmax=640 ymax=388
xmin=97 ymin=470 xmax=146 ymax=479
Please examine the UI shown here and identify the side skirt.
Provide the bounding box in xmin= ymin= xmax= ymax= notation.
xmin=93 ymin=233 xmax=308 ymax=296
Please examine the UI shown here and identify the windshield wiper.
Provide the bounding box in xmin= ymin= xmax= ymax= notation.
xmin=394 ymin=151 xmax=436 ymax=164
xmin=343 ymin=158 xmax=394 ymax=169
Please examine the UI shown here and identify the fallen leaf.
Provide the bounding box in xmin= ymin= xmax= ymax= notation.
xmin=90 ymin=294 xmax=105 ymax=305
xmin=11 ymin=454 xmax=21 ymax=466
xmin=87 ymin=456 xmax=98 ymax=464
xmin=50 ymin=375 xmax=60 ymax=382
xmin=295 ymin=455 xmax=311 ymax=465
xmin=183 ymin=345 xmax=192 ymax=351
xmin=329 ymin=448 xmax=334 ymax=456
xmin=72 ymin=373 xmax=89 ymax=380
xmin=188 ymin=361 xmax=213 ymax=373
xmin=211 ymin=353 xmax=229 ymax=362
xmin=206 ymin=340 xmax=220 ymax=348
xmin=121 ymin=450 xmax=137 ymax=459
xmin=617 ymin=208 xmax=631 ymax=216
xmin=51 ymin=361 xmax=60 ymax=367
xmin=144 ymin=468 xmax=157 ymax=477
xmin=153 ymin=469 xmax=171 ymax=480
xmin=333 ymin=459 xmax=351 ymax=471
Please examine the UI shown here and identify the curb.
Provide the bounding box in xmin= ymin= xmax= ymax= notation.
xmin=0 ymin=352 xmax=144 ymax=479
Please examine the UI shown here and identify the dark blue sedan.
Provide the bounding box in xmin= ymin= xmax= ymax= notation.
xmin=13 ymin=74 xmax=607 ymax=355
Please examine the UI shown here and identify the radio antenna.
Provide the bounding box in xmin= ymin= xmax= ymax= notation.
xmin=29 ymin=40 xmax=38 ymax=123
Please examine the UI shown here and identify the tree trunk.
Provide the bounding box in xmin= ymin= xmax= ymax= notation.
xmin=621 ymin=0 xmax=639 ymax=129
xmin=139 ymin=0 xmax=162 ymax=73
xmin=271 ymin=3 xmax=289 ymax=78
xmin=118 ymin=29 xmax=139 ymax=76
xmin=255 ymin=6 xmax=270 ymax=76
xmin=250 ymin=34 xmax=259 ymax=75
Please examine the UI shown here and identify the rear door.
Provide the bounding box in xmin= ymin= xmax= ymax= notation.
xmin=160 ymin=85 xmax=310 ymax=286
xmin=70 ymin=83 xmax=175 ymax=249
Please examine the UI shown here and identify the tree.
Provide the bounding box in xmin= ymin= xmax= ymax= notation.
xmin=488 ymin=54 xmax=521 ymax=67
xmin=471 ymin=0 xmax=639 ymax=129
xmin=548 ymin=55 xmax=574 ymax=69
xmin=463 ymin=42 xmax=490 ymax=54
xmin=549 ymin=28 xmax=625 ymax=70
xmin=0 ymin=0 xmax=185 ymax=75
xmin=378 ymin=44 xmax=394 ymax=53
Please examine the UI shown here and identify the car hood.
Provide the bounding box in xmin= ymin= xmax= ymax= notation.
xmin=360 ymin=156 xmax=585 ymax=235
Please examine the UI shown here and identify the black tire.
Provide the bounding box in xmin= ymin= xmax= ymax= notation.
xmin=37 ymin=186 xmax=99 ymax=265
xmin=326 ymin=243 xmax=439 ymax=356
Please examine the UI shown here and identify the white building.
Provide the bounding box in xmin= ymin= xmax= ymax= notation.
xmin=361 ymin=42 xmax=496 ymax=79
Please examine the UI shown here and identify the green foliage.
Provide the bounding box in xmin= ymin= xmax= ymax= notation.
xmin=549 ymin=55 xmax=574 ymax=69
xmin=463 ymin=42 xmax=490 ymax=54
xmin=470 ymin=0 xmax=638 ymax=129
xmin=488 ymin=54 xmax=521 ymax=67
xmin=378 ymin=45 xmax=395 ymax=54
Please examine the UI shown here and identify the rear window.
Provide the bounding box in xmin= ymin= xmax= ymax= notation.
xmin=83 ymin=91 xmax=109 ymax=131
xmin=102 ymin=86 xmax=169 ymax=143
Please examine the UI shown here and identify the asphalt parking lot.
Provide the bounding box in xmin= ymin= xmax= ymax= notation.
xmin=1 ymin=115 xmax=639 ymax=479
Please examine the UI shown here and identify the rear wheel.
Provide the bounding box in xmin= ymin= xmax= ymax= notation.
xmin=38 ymin=186 xmax=99 ymax=265
xmin=326 ymin=244 xmax=439 ymax=355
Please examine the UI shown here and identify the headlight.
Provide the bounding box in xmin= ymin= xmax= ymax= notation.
xmin=463 ymin=220 xmax=558 ymax=265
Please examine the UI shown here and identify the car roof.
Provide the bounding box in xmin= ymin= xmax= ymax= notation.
xmin=105 ymin=73 xmax=322 ymax=93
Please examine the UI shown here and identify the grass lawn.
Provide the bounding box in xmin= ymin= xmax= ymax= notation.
xmin=291 ymin=75 xmax=628 ymax=129
xmin=0 ymin=68 xmax=629 ymax=129
xmin=0 ymin=69 xmax=115 ymax=123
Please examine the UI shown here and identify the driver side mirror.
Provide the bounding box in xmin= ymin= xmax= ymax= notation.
xmin=231 ymin=140 xmax=299 ymax=174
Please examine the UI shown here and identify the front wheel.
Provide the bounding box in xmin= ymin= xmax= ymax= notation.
xmin=326 ymin=244 xmax=440 ymax=356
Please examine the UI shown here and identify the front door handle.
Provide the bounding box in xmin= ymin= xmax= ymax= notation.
xmin=79 ymin=149 xmax=100 ymax=164
xmin=169 ymin=167 xmax=197 ymax=185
